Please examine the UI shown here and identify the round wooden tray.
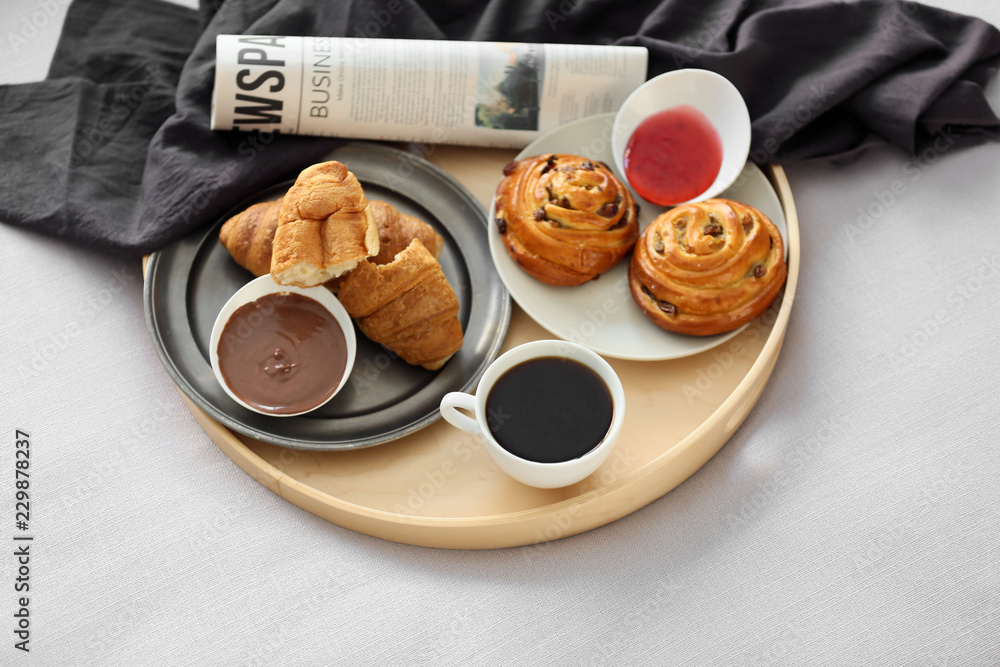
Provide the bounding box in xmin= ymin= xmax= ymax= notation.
xmin=160 ymin=146 xmax=799 ymax=550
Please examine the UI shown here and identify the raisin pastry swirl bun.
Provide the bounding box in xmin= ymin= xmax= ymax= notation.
xmin=629 ymin=199 xmax=786 ymax=336
xmin=494 ymin=154 xmax=639 ymax=286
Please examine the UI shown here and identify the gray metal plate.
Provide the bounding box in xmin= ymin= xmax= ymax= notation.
xmin=144 ymin=142 xmax=510 ymax=450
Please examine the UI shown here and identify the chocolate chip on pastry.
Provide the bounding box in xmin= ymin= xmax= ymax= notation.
xmin=494 ymin=154 xmax=639 ymax=286
xmin=628 ymin=198 xmax=787 ymax=336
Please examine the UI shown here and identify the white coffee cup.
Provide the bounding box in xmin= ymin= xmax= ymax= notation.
xmin=439 ymin=340 xmax=625 ymax=488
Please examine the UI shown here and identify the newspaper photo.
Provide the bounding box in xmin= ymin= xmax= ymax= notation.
xmin=211 ymin=35 xmax=648 ymax=148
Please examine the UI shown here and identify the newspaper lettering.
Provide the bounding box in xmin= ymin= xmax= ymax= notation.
xmin=229 ymin=36 xmax=290 ymax=131
xmin=211 ymin=35 xmax=648 ymax=148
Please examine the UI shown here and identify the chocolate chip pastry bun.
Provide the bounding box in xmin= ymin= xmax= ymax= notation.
xmin=494 ymin=154 xmax=639 ymax=286
xmin=629 ymin=198 xmax=787 ymax=336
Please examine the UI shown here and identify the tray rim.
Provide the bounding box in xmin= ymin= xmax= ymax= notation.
xmin=149 ymin=163 xmax=799 ymax=550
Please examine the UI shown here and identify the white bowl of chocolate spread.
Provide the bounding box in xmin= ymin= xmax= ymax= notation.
xmin=209 ymin=275 xmax=356 ymax=417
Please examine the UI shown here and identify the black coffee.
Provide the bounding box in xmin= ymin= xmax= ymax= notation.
xmin=485 ymin=356 xmax=614 ymax=464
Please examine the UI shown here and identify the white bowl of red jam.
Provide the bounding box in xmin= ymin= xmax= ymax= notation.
xmin=209 ymin=275 xmax=356 ymax=417
xmin=612 ymin=68 xmax=751 ymax=207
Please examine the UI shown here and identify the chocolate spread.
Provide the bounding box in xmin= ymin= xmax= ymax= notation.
xmin=217 ymin=292 xmax=348 ymax=415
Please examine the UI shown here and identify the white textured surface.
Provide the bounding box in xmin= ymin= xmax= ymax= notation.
xmin=2 ymin=1 xmax=999 ymax=664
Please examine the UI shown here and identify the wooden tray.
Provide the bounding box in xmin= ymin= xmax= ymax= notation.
xmin=157 ymin=146 xmax=799 ymax=550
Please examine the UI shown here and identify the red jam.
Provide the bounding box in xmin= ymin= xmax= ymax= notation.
xmin=623 ymin=105 xmax=723 ymax=206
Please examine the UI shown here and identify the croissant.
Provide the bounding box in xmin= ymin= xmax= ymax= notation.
xmin=493 ymin=154 xmax=639 ymax=286
xmin=219 ymin=197 xmax=442 ymax=279
xmin=270 ymin=161 xmax=380 ymax=287
xmin=629 ymin=199 xmax=787 ymax=336
xmin=322 ymin=198 xmax=446 ymax=292
xmin=218 ymin=199 xmax=283 ymax=277
xmin=336 ymin=239 xmax=463 ymax=371
xmin=369 ymin=199 xmax=444 ymax=263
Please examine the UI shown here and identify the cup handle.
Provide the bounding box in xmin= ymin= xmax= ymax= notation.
xmin=440 ymin=392 xmax=480 ymax=435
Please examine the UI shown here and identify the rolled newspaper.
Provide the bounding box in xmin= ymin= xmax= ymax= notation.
xmin=211 ymin=35 xmax=648 ymax=148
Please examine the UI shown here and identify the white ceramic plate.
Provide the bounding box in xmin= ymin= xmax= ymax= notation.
xmin=488 ymin=112 xmax=788 ymax=361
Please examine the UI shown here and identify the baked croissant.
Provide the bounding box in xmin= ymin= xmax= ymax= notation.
xmin=629 ymin=199 xmax=786 ymax=336
xmin=336 ymin=239 xmax=463 ymax=370
xmin=494 ymin=154 xmax=639 ymax=286
xmin=218 ymin=198 xmax=282 ymax=277
xmin=270 ymin=161 xmax=380 ymax=287
xmin=219 ymin=197 xmax=442 ymax=278
xmin=369 ymin=199 xmax=444 ymax=263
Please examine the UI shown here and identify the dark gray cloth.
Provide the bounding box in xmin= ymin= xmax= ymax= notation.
xmin=1 ymin=0 xmax=998 ymax=255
